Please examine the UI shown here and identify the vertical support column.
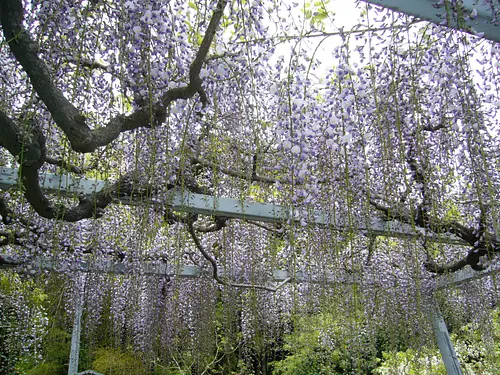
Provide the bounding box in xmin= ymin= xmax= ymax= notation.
xmin=68 ymin=294 xmax=83 ymax=375
xmin=429 ymin=298 xmax=463 ymax=375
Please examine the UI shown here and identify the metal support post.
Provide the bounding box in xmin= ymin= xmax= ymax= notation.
xmin=68 ymin=294 xmax=83 ymax=375
xmin=429 ymin=298 xmax=463 ymax=375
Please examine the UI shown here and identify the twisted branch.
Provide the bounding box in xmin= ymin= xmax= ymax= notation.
xmin=0 ymin=0 xmax=228 ymax=152
xmin=187 ymin=223 xmax=288 ymax=292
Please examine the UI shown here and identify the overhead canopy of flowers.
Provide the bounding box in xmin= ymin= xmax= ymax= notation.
xmin=0 ymin=0 xmax=499 ymax=371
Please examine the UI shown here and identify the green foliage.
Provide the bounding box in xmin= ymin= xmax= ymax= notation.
xmin=271 ymin=312 xmax=377 ymax=375
xmin=43 ymin=328 xmax=71 ymax=365
xmin=375 ymin=308 xmax=500 ymax=374
xmin=26 ymin=362 xmax=65 ymax=375
xmin=450 ymin=318 xmax=500 ymax=374
xmin=17 ymin=327 xmax=71 ymax=375
xmin=0 ymin=272 xmax=48 ymax=374
xmin=302 ymin=1 xmax=331 ymax=31
xmin=374 ymin=348 xmax=446 ymax=375
xmin=92 ymin=348 xmax=147 ymax=375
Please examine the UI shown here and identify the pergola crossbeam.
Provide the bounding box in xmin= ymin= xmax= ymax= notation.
xmin=362 ymin=0 xmax=500 ymax=43
xmin=436 ymin=262 xmax=500 ymax=289
xmin=0 ymin=252 xmax=360 ymax=284
xmin=0 ymin=167 xmax=466 ymax=244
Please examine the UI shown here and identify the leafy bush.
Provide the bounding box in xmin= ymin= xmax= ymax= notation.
xmin=0 ymin=272 xmax=48 ymax=374
xmin=373 ymin=348 xmax=446 ymax=375
xmin=270 ymin=313 xmax=377 ymax=375
xmin=43 ymin=328 xmax=71 ymax=365
xmin=92 ymin=348 xmax=147 ymax=375
xmin=26 ymin=362 xmax=65 ymax=375
xmin=374 ymin=307 xmax=500 ymax=375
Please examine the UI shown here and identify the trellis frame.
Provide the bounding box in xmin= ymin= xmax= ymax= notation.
xmin=2 ymin=1 xmax=500 ymax=374
xmin=362 ymin=0 xmax=500 ymax=43
xmin=2 ymin=169 xmax=498 ymax=375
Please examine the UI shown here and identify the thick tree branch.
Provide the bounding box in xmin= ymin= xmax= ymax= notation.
xmin=1 ymin=0 xmax=90 ymax=150
xmin=20 ymin=167 xmax=144 ymax=221
xmin=370 ymin=197 xmax=476 ymax=244
xmin=0 ymin=0 xmax=228 ymax=222
xmin=0 ymin=108 xmax=126 ymax=221
xmin=424 ymin=258 xmax=472 ymax=274
xmin=189 ymin=0 xmax=227 ymax=89
xmin=371 ymin=197 xmax=499 ymax=273
xmin=0 ymin=109 xmax=45 ymax=167
xmin=1 ymin=0 xmax=228 ymax=152
xmin=45 ymin=156 xmax=83 ymax=174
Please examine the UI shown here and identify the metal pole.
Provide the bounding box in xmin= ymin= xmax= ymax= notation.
xmin=68 ymin=294 xmax=83 ymax=375
xmin=429 ymin=298 xmax=463 ymax=375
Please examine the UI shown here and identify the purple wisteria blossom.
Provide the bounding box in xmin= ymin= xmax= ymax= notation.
xmin=1 ymin=0 xmax=500 ymax=371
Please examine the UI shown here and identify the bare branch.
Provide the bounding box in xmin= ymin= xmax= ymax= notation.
xmin=192 ymin=157 xmax=279 ymax=184
xmin=235 ymin=21 xmax=424 ymax=45
xmin=187 ymin=223 xmax=283 ymax=292
xmin=189 ymin=0 xmax=227 ymax=85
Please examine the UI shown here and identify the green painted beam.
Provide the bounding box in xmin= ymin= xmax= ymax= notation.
xmin=0 ymin=167 xmax=467 ymax=244
xmin=362 ymin=0 xmax=500 ymax=43
xmin=436 ymin=261 xmax=500 ymax=289
xmin=0 ymin=252 xmax=359 ymax=284
xmin=429 ymin=298 xmax=464 ymax=375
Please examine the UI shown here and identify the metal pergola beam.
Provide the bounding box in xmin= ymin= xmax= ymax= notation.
xmin=0 ymin=167 xmax=479 ymax=375
xmin=5 ymin=250 xmax=495 ymax=289
xmin=0 ymin=167 xmax=466 ymax=244
xmin=0 ymin=253 xmax=359 ymax=285
xmin=362 ymin=0 xmax=500 ymax=43
xmin=436 ymin=262 xmax=500 ymax=289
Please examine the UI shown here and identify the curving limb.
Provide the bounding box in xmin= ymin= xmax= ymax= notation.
xmin=187 ymin=222 xmax=288 ymax=292
xmin=0 ymin=0 xmax=228 ymax=153
xmin=0 ymin=108 xmax=148 ymax=221
xmin=370 ymin=197 xmax=499 ymax=273
xmin=0 ymin=0 xmax=229 ymax=222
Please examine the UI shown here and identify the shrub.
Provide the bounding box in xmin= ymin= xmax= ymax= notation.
xmin=92 ymin=348 xmax=147 ymax=375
